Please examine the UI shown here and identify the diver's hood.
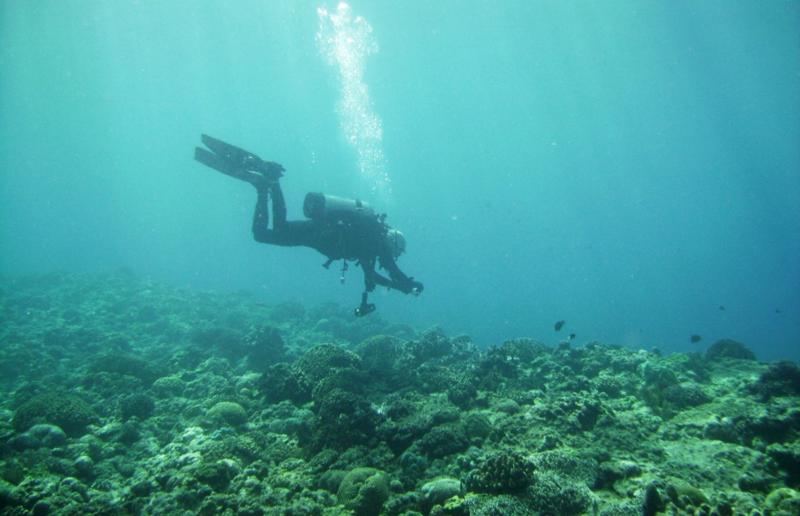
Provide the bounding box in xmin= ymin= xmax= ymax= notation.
xmin=386 ymin=229 xmax=406 ymax=258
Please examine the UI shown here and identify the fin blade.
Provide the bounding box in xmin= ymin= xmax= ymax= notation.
xmin=194 ymin=147 xmax=249 ymax=181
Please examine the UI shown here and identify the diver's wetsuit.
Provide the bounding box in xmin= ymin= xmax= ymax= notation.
xmin=252 ymin=181 xmax=419 ymax=298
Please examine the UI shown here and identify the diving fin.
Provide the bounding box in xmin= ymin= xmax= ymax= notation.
xmin=200 ymin=134 xmax=263 ymax=170
xmin=194 ymin=146 xmax=251 ymax=180
xmin=195 ymin=134 xmax=284 ymax=181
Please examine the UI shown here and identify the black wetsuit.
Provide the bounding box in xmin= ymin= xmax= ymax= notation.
xmin=252 ymin=182 xmax=420 ymax=299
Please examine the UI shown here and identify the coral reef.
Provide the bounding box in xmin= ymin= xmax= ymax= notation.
xmin=749 ymin=360 xmax=800 ymax=400
xmin=207 ymin=401 xmax=248 ymax=427
xmin=337 ymin=467 xmax=390 ymax=516
xmin=12 ymin=393 xmax=97 ymax=437
xmin=0 ymin=271 xmax=797 ymax=515
xmin=464 ymin=449 xmax=534 ymax=494
xmin=705 ymin=338 xmax=757 ymax=361
xmin=118 ymin=393 xmax=155 ymax=421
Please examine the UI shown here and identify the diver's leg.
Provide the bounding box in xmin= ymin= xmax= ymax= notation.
xmin=273 ymin=221 xmax=317 ymax=246
xmin=252 ymin=188 xmax=272 ymax=242
xmin=270 ymin=181 xmax=288 ymax=230
xmin=252 ymin=185 xmax=317 ymax=246
xmin=252 ymin=179 xmax=290 ymax=236
xmin=255 ymin=220 xmax=317 ymax=247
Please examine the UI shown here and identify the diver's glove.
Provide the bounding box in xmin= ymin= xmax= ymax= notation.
xmin=399 ymin=278 xmax=423 ymax=295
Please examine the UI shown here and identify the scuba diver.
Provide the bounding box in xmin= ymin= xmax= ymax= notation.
xmin=194 ymin=134 xmax=423 ymax=316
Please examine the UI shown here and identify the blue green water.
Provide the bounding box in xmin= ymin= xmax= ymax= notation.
xmin=1 ymin=1 xmax=798 ymax=360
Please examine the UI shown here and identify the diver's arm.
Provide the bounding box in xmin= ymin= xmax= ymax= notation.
xmin=355 ymin=255 xmax=422 ymax=316
xmin=370 ymin=270 xmax=397 ymax=290
xmin=378 ymin=254 xmax=423 ymax=294
xmin=361 ymin=256 xmax=388 ymax=291
xmin=355 ymin=256 xmax=411 ymax=317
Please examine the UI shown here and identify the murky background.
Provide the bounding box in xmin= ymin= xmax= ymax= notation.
xmin=1 ymin=1 xmax=798 ymax=360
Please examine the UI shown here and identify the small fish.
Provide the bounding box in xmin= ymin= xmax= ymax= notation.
xmin=690 ymin=334 xmax=702 ymax=343
xmin=775 ymin=308 xmax=782 ymax=314
xmin=554 ymin=320 xmax=565 ymax=332
xmin=568 ymin=333 xmax=576 ymax=341
xmin=718 ymin=305 xmax=726 ymax=311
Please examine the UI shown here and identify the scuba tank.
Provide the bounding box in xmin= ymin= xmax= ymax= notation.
xmin=303 ymin=193 xmax=377 ymax=223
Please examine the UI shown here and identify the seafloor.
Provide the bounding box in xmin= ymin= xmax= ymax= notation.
xmin=0 ymin=272 xmax=798 ymax=516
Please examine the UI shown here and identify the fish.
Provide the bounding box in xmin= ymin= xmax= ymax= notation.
xmin=690 ymin=334 xmax=702 ymax=343
xmin=568 ymin=333 xmax=576 ymax=341
xmin=554 ymin=320 xmax=565 ymax=331
xmin=718 ymin=305 xmax=726 ymax=311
